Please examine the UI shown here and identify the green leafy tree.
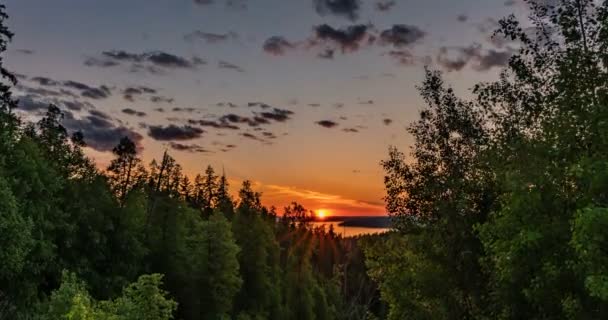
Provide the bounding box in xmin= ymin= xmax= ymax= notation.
xmin=371 ymin=0 xmax=608 ymax=319
xmin=0 ymin=175 xmax=32 ymax=290
xmin=39 ymin=272 xmax=176 ymax=320
xmin=372 ymin=68 xmax=493 ymax=319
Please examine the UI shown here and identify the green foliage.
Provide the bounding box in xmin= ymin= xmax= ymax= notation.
xmin=204 ymin=212 xmax=242 ymax=317
xmin=37 ymin=271 xmax=95 ymax=320
xmin=572 ymin=207 xmax=608 ymax=301
xmin=0 ymin=4 xmax=377 ymax=320
xmin=109 ymin=274 xmax=177 ymax=320
xmin=363 ymin=233 xmax=452 ymax=320
xmin=232 ymin=189 xmax=281 ymax=318
xmin=0 ymin=174 xmax=32 ymax=280
xmin=39 ymin=272 xmax=176 ymax=320
xmin=368 ymin=0 xmax=608 ymax=319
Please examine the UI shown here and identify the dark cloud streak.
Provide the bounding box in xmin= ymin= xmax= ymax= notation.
xmin=316 ymin=120 xmax=338 ymax=128
xmin=313 ymin=0 xmax=360 ymax=21
xmin=380 ymin=24 xmax=426 ymax=47
xmin=218 ymin=60 xmax=245 ymax=72
xmin=184 ymin=30 xmax=238 ymax=43
xmin=263 ymin=36 xmax=295 ymax=55
xmin=148 ymin=125 xmax=204 ymax=141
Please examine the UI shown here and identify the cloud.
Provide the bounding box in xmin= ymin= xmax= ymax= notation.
xmin=385 ymin=50 xmax=416 ymax=65
xmin=313 ymin=24 xmax=370 ymax=52
xmin=21 ymin=76 xmax=111 ymax=100
xmin=184 ymin=30 xmax=238 ymax=43
xmin=457 ymin=14 xmax=468 ymax=22
xmin=30 ymin=76 xmax=60 ymax=86
xmin=263 ymin=36 xmax=295 ymax=55
xmin=172 ymin=107 xmax=197 ymax=113
xmin=118 ymin=86 xmax=171 ymax=104
xmin=258 ymin=108 xmax=294 ymax=122
xmin=375 ymin=0 xmax=396 ymax=11
xmin=148 ymin=124 xmax=204 ymax=141
xmin=475 ymin=49 xmax=513 ymax=71
xmin=150 ymin=95 xmax=174 ymax=104
xmin=192 ymin=0 xmax=247 ymax=9
xmin=437 ymin=44 xmax=513 ymax=72
xmin=241 ymin=132 xmax=257 ymax=139
xmin=88 ymin=109 xmax=112 ymax=120
xmin=15 ymin=88 xmax=96 ymax=114
xmin=267 ymin=23 xmax=425 ymax=60
xmin=61 ymin=110 xmax=144 ymax=152
xmin=342 ymin=128 xmax=359 ymax=133
xmin=16 ymin=94 xmax=50 ymax=112
xmin=63 ymin=100 xmax=94 ymax=111
xmin=122 ymin=108 xmax=147 ymax=117
xmin=16 ymin=84 xmax=73 ymax=98
xmin=184 ymin=105 xmax=295 ymax=133
xmin=241 ymin=132 xmax=266 ymax=142
xmin=261 ymin=131 xmax=277 ymax=139
xmin=220 ymin=113 xmax=256 ymax=124
xmin=122 ymin=86 xmax=157 ymax=101
xmin=313 ymin=0 xmax=360 ymax=21
xmin=102 ymin=50 xmax=144 ymax=62
xmin=318 ymin=49 xmax=335 ymax=59
xmin=247 ymin=102 xmax=272 ymax=109
xmin=85 ymin=50 xmax=206 ymax=72
xmin=383 ymin=118 xmax=393 ymax=125
xmin=15 ymin=49 xmax=35 ymax=55
xmin=146 ymin=52 xmax=202 ymax=69
xmin=379 ymin=24 xmax=426 ymax=47
xmin=84 ymin=57 xmax=120 ymax=68
xmin=437 ymin=47 xmax=469 ymax=71
xmin=262 ymin=183 xmax=385 ymax=215
xmin=218 ymin=60 xmax=245 ymax=72
xmin=316 ymin=120 xmax=338 ymax=128
xmin=168 ymin=142 xmax=209 ymax=153
xmin=188 ymin=119 xmax=240 ymax=130
xmin=217 ymin=102 xmax=239 ymax=108
xmin=62 ymin=80 xmax=112 ymax=99
xmin=218 ymin=113 xmax=274 ymax=127
xmin=213 ymin=141 xmax=237 ymax=152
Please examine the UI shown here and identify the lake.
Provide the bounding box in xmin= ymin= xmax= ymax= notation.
xmin=311 ymin=220 xmax=390 ymax=237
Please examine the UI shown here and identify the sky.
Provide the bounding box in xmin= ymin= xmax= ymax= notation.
xmin=3 ymin=0 xmax=528 ymax=216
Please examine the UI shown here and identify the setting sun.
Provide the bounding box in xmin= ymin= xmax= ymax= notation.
xmin=316 ymin=209 xmax=330 ymax=219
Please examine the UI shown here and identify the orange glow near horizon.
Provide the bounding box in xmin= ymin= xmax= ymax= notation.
xmin=316 ymin=209 xmax=330 ymax=219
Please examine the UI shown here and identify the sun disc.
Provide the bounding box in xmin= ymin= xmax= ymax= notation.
xmin=316 ymin=209 xmax=328 ymax=219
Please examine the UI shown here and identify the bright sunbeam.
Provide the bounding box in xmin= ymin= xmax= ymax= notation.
xmin=316 ymin=209 xmax=329 ymax=219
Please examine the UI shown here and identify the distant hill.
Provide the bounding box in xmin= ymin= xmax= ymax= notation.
xmin=313 ymin=216 xmax=391 ymax=229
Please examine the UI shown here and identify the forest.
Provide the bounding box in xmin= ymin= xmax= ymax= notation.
xmin=2 ymin=0 xmax=608 ymax=319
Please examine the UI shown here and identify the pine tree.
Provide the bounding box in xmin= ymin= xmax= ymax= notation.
xmin=107 ymin=136 xmax=142 ymax=205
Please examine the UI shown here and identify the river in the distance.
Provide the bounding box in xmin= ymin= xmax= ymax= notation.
xmin=311 ymin=221 xmax=389 ymax=238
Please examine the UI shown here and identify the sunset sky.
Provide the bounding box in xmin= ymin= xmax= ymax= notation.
xmin=4 ymin=0 xmax=527 ymax=216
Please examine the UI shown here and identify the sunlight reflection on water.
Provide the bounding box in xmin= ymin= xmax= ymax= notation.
xmin=311 ymin=221 xmax=389 ymax=238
